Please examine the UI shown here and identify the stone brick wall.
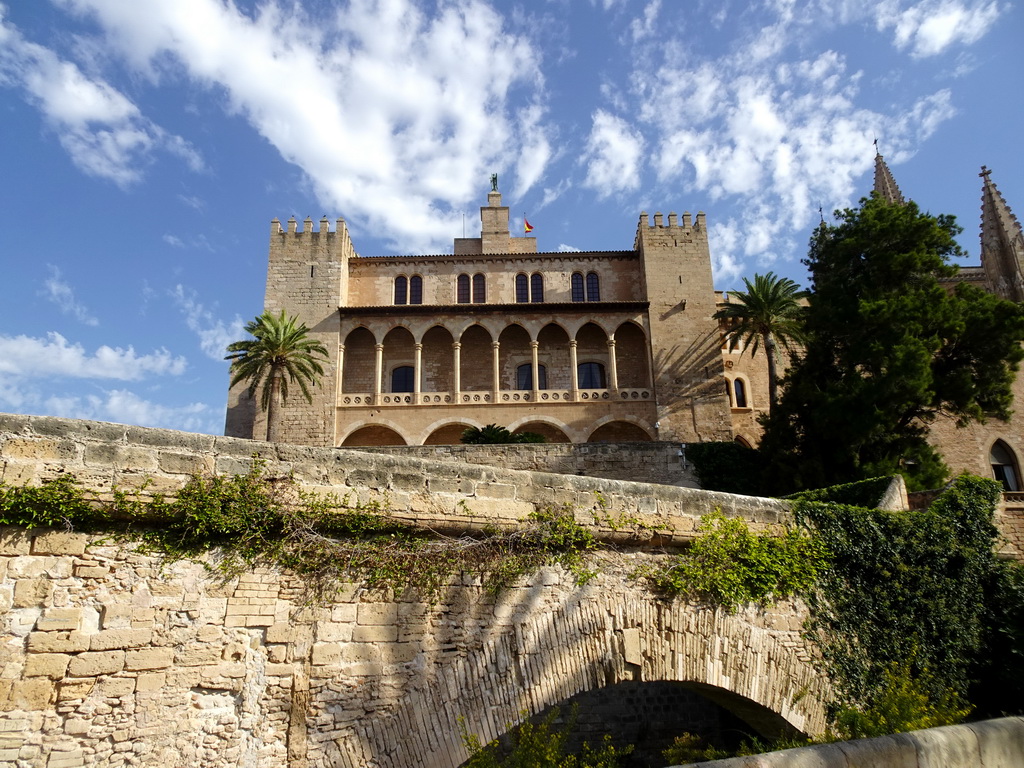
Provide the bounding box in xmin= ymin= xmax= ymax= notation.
xmin=352 ymin=441 xmax=700 ymax=488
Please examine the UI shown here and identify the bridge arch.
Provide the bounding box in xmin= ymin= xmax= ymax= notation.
xmin=322 ymin=567 xmax=830 ymax=768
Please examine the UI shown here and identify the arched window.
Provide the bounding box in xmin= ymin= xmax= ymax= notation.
xmin=457 ymin=274 xmax=470 ymax=304
xmin=578 ymin=362 xmax=606 ymax=389
xmin=571 ymin=273 xmax=585 ymax=302
xmin=990 ymin=440 xmax=1020 ymax=491
xmin=391 ymin=366 xmax=415 ymax=393
xmin=530 ymin=273 xmax=544 ymax=303
xmin=586 ymin=272 xmax=601 ymax=301
xmin=394 ymin=276 xmax=408 ymax=305
xmin=515 ymin=274 xmax=529 ymax=303
xmin=517 ymin=363 xmax=547 ymax=390
xmin=733 ymin=378 xmax=747 ymax=408
xmin=409 ymin=275 xmax=423 ymax=305
xmin=472 ymin=273 xmax=486 ymax=303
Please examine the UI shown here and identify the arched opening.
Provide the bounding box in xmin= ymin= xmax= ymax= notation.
xmin=472 ymin=273 xmax=486 ymax=303
xmin=516 ymin=363 xmax=547 ymax=390
xmin=514 ymin=421 xmax=569 ymax=443
xmin=515 ymin=273 xmax=529 ymax=303
xmin=424 ymin=423 xmax=473 ymax=445
xmin=421 ymin=325 xmax=454 ymax=394
xmin=409 ymin=275 xmax=423 ymax=305
xmin=459 ymin=325 xmax=493 ymax=391
xmin=735 ymin=435 xmax=753 ymax=449
xmin=382 ymin=326 xmax=415 ymax=394
xmin=575 ymin=323 xmax=608 ymax=388
xmin=614 ymin=321 xmax=650 ymax=388
xmin=571 ymin=272 xmax=585 ymax=302
xmin=530 ymin=273 xmax=544 ymax=303
xmin=457 ymin=274 xmax=471 ymax=304
xmin=457 ymin=680 xmax=793 ymax=768
xmin=340 ymin=425 xmax=407 ymax=446
xmin=538 ymin=323 xmax=571 ymax=390
xmin=394 ymin=276 xmax=408 ymax=305
xmin=578 ymin=361 xmax=606 ymax=389
xmin=498 ymin=324 xmax=532 ymax=390
xmin=391 ymin=365 xmax=414 ymax=393
xmin=588 ymin=421 xmax=652 ymax=442
xmin=342 ymin=327 xmax=376 ymax=394
xmin=586 ymin=271 xmax=600 ymax=301
xmin=733 ymin=378 xmax=748 ymax=408
xmin=990 ymin=440 xmax=1020 ymax=491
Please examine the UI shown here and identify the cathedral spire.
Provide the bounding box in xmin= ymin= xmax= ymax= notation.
xmin=979 ymin=166 xmax=1024 ymax=302
xmin=872 ymin=145 xmax=905 ymax=204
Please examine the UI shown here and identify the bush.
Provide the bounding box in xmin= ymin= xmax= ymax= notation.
xmin=462 ymin=424 xmax=546 ymax=444
xmin=684 ymin=441 xmax=763 ymax=495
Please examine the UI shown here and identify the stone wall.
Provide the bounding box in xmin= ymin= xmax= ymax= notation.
xmin=349 ymin=441 xmax=699 ymax=488
xmin=1 ymin=530 xmax=828 ymax=768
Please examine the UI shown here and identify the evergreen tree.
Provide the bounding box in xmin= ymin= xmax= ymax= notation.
xmin=713 ymin=271 xmax=807 ymax=409
xmin=225 ymin=310 xmax=329 ymax=442
xmin=760 ymin=196 xmax=1024 ymax=492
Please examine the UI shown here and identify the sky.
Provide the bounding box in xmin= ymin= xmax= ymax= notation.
xmin=0 ymin=0 xmax=1021 ymax=436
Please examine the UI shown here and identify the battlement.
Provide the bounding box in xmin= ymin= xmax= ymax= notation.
xmin=633 ymin=210 xmax=705 ymax=250
xmin=272 ymin=215 xmax=348 ymax=237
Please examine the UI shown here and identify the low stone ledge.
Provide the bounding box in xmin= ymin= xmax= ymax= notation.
xmin=670 ymin=716 xmax=1024 ymax=768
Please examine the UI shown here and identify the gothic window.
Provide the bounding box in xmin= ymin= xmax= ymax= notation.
xmin=578 ymin=362 xmax=606 ymax=389
xmin=990 ymin=440 xmax=1020 ymax=491
xmin=515 ymin=274 xmax=529 ymax=303
xmin=571 ymin=273 xmax=585 ymax=302
xmin=394 ymin=276 xmax=408 ymax=305
xmin=517 ymin=363 xmax=547 ymax=390
xmin=733 ymin=378 xmax=748 ymax=408
xmin=409 ymin=275 xmax=423 ymax=305
xmin=457 ymin=274 xmax=470 ymax=304
xmin=586 ymin=272 xmax=601 ymax=301
xmin=472 ymin=273 xmax=486 ymax=303
xmin=530 ymin=273 xmax=544 ymax=303
xmin=391 ymin=366 xmax=415 ymax=393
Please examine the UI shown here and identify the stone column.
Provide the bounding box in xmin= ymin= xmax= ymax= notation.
xmin=607 ymin=338 xmax=619 ymax=391
xmin=414 ymin=343 xmax=423 ymax=402
xmin=336 ymin=344 xmax=346 ymax=396
xmin=452 ymin=341 xmax=462 ymax=402
xmin=570 ymin=339 xmax=579 ymax=400
xmin=374 ymin=343 xmax=384 ymax=405
xmin=530 ymin=340 xmax=540 ymax=398
xmin=491 ymin=341 xmax=501 ymax=400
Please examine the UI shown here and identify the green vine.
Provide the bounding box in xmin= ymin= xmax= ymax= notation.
xmin=0 ymin=463 xmax=600 ymax=601
xmin=638 ymin=509 xmax=827 ymax=612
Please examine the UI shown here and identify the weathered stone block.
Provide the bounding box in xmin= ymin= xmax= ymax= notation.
xmin=352 ymin=624 xmax=398 ymax=643
xmin=124 ymin=648 xmax=173 ymax=671
xmin=135 ymin=672 xmax=166 ymax=692
xmin=97 ymin=677 xmax=136 ymax=697
xmin=0 ymin=527 xmax=31 ymax=555
xmin=23 ymin=653 xmax=71 ymax=679
xmin=68 ymin=651 xmax=125 ymax=677
xmin=89 ymin=629 xmax=152 ymax=651
xmin=357 ymin=603 xmax=398 ymax=625
xmin=6 ymin=679 xmax=54 ymax=710
xmin=31 ymin=531 xmax=88 ymax=556
xmin=27 ymin=631 xmax=91 ymax=654
xmin=56 ymin=678 xmax=94 ymax=701
xmin=36 ymin=608 xmax=83 ymax=632
xmin=14 ymin=579 xmax=53 ymax=608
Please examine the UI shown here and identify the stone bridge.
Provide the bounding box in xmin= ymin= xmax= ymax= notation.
xmin=0 ymin=414 xmax=844 ymax=767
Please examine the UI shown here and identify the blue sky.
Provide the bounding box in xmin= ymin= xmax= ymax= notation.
xmin=1 ymin=0 xmax=1021 ymax=435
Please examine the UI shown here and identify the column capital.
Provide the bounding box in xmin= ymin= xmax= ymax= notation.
xmin=492 ymin=341 xmax=501 ymax=350
xmin=530 ymin=340 xmax=540 ymax=349
xmin=374 ymin=343 xmax=384 ymax=352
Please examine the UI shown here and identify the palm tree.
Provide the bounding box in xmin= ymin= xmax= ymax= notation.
xmin=714 ymin=272 xmax=807 ymax=409
xmin=225 ymin=310 xmax=329 ymax=442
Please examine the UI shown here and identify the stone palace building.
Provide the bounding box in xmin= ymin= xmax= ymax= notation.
xmin=225 ymin=159 xmax=1024 ymax=490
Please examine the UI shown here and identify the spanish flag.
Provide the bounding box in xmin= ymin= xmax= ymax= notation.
xmin=524 ymin=216 xmax=534 ymax=234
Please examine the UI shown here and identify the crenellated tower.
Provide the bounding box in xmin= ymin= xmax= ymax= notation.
xmin=634 ymin=211 xmax=732 ymax=442
xmin=979 ymin=166 xmax=1024 ymax=302
xmin=225 ymin=216 xmax=357 ymax=444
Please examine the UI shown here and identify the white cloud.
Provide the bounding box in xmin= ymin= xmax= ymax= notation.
xmin=53 ymin=0 xmax=546 ymax=252
xmin=557 ymin=244 xmax=582 ymax=252
xmin=875 ymin=0 xmax=1002 ymax=58
xmin=44 ymin=389 xmax=215 ymax=433
xmin=580 ymin=110 xmax=644 ymax=198
xmin=0 ymin=332 xmax=186 ymax=380
xmin=0 ymin=6 xmax=203 ymax=186
xmin=170 ymin=285 xmax=245 ymax=361
xmin=41 ymin=265 xmax=98 ymax=326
